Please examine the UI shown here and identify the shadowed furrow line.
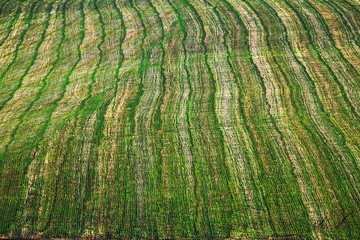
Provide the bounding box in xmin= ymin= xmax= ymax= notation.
xmin=175 ymin=0 xmax=234 ymax=237
xmin=130 ymin=0 xmax=165 ymax=237
xmin=0 ymin=1 xmax=25 ymax=48
xmin=77 ymin=0 xmax=127 ymax=235
xmin=147 ymin=0 xmax=168 ymax=237
xmin=305 ymin=0 xmax=360 ymax=123
xmin=253 ymin=0 xmax=359 ymax=235
xmin=262 ymin=0 xmax=346 ymax=233
xmin=44 ymin=0 xmax=119 ymax=235
xmin=157 ymin=1 xmax=204 ymax=237
xmin=227 ymin=0 xmax=318 ymax=236
xmin=262 ymin=0 xmax=360 ymax=233
xmin=193 ymin=1 xmax=255 ymax=237
xmin=283 ymin=0 xmax=360 ymax=194
xmin=95 ymin=1 xmax=148 ymax=236
xmin=322 ymin=0 xmax=360 ymax=66
xmin=0 ymin=0 xmax=360 ymax=238
xmin=0 ymin=1 xmax=45 ymax=150
xmin=110 ymin=0 xmax=127 ymax=115
xmin=292 ymin=0 xmax=360 ymax=119
xmin=0 ymin=1 xmax=69 ymax=234
xmin=0 ymin=1 xmax=38 ymax=111
xmin=0 ymin=1 xmax=48 ymax=234
xmin=92 ymin=0 xmax=127 ymax=236
xmin=152 ymin=0 xmax=198 ymax=236
xmin=159 ymin=0 xmax=198 ymax=237
xmin=269 ymin=0 xmax=360 ymax=180
xmin=212 ymin=1 xmax=276 ymax=236
xmin=38 ymin=0 xmax=87 ymax=235
xmin=174 ymin=1 xmax=211 ymax=237
xmin=309 ymin=0 xmax=360 ymax=72
xmin=65 ymin=0 xmax=108 ymax=235
xmin=0 ymin=1 xmax=7 ymax=15
xmin=17 ymin=2 xmax=72 ymax=235
xmin=272 ymin=1 xmax=360 ymax=234
xmin=3 ymin=2 xmax=54 ymax=153
xmin=122 ymin=0 xmax=148 ymax=237
xmin=205 ymin=0 xmax=270 ymax=235
xmin=249 ymin=0 xmax=360 ymax=236
xmin=23 ymin=0 xmax=68 ymax=150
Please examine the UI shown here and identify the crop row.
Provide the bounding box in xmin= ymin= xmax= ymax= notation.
xmin=0 ymin=0 xmax=359 ymax=238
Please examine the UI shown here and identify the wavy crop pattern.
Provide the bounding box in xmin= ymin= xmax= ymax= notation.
xmin=0 ymin=0 xmax=360 ymax=239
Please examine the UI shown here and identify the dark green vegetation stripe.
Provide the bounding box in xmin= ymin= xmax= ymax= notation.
xmin=0 ymin=0 xmax=360 ymax=238
xmin=4 ymin=2 xmax=54 ymax=152
xmin=0 ymin=1 xmax=37 ymax=110
xmin=0 ymin=1 xmax=25 ymax=48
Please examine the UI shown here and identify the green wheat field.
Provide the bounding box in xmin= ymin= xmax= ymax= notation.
xmin=1 ymin=0 xmax=360 ymax=239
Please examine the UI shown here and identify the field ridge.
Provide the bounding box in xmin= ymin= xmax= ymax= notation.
xmin=0 ymin=0 xmax=360 ymax=238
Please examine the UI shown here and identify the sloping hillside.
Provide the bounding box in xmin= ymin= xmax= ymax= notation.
xmin=1 ymin=0 xmax=360 ymax=238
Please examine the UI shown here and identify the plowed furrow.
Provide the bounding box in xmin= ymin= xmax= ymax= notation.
xmin=289 ymin=0 xmax=360 ymax=118
xmin=254 ymin=0 xmax=360 ymax=235
xmin=1 ymin=0 xmax=360 ymax=238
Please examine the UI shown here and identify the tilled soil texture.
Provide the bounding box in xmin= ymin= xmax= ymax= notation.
xmin=0 ymin=0 xmax=360 ymax=239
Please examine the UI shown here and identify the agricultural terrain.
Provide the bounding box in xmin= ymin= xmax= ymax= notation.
xmin=0 ymin=0 xmax=360 ymax=238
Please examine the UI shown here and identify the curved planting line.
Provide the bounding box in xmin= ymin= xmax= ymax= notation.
xmin=307 ymin=0 xmax=360 ymax=72
xmin=225 ymin=0 xmax=316 ymax=235
xmin=324 ymin=2 xmax=360 ymax=55
xmin=0 ymin=1 xmax=25 ymax=48
xmin=3 ymin=2 xmax=54 ymax=153
xmin=250 ymin=0 xmax=350 ymax=232
xmin=341 ymin=0 xmax=360 ymax=29
xmin=259 ymin=1 xmax=360 ymax=233
xmin=178 ymin=1 xmax=236 ymax=237
xmin=205 ymin=0 xmax=272 ymax=234
xmin=82 ymin=0 xmax=106 ymax=109
xmin=0 ymin=1 xmax=7 ymax=15
xmin=148 ymin=0 xmax=165 ymax=139
xmin=0 ymin=0 xmax=68 ymax=234
xmin=0 ymin=1 xmax=37 ymax=109
xmin=108 ymin=0 xmax=131 ymax=233
xmin=323 ymin=0 xmax=360 ymax=54
xmin=42 ymin=0 xmax=86 ymax=233
xmin=244 ymin=1 xmax=311 ymax=235
xmin=146 ymin=0 xmax=167 ymax=236
xmin=166 ymin=0 xmax=198 ymax=237
xmin=310 ymin=0 xmax=360 ymax=78
xmin=35 ymin=0 xmax=84 ymax=146
xmin=75 ymin=0 xmax=116 ymax=235
xmin=233 ymin=8 xmax=303 ymax=208
xmin=110 ymin=0 xmax=126 ymax=114
xmin=130 ymin=0 xmax=168 ymax=235
xmin=177 ymin=2 xmax=215 ymax=237
xmin=296 ymin=0 xmax=360 ymax=120
xmin=280 ymin=0 xmax=360 ymax=205
xmin=126 ymin=0 xmax=147 ymax=236
xmin=282 ymin=0 xmax=360 ymax=162
xmin=55 ymin=0 xmax=90 ymax=235
xmin=195 ymin=0 xmax=260 ymax=236
xmin=344 ymin=0 xmax=360 ymax=12
xmin=104 ymin=1 xmax=149 ymax=237
xmin=53 ymin=2 xmax=104 ymax=229
xmin=0 ymin=1 xmax=48 ymax=234
xmin=264 ymin=0 xmax=360 ymax=165
xmin=215 ymin=0 xmax=276 ymax=234
xmin=247 ymin=0 xmax=360 ymax=233
xmin=149 ymin=0 xmax=166 ymax=131
xmin=274 ymin=0 xmax=359 ymax=151
xmin=127 ymin=0 xmax=146 ymax=135
xmin=16 ymin=0 xmax=68 ymax=159
xmin=2 ymin=3 xmax=56 ymax=234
